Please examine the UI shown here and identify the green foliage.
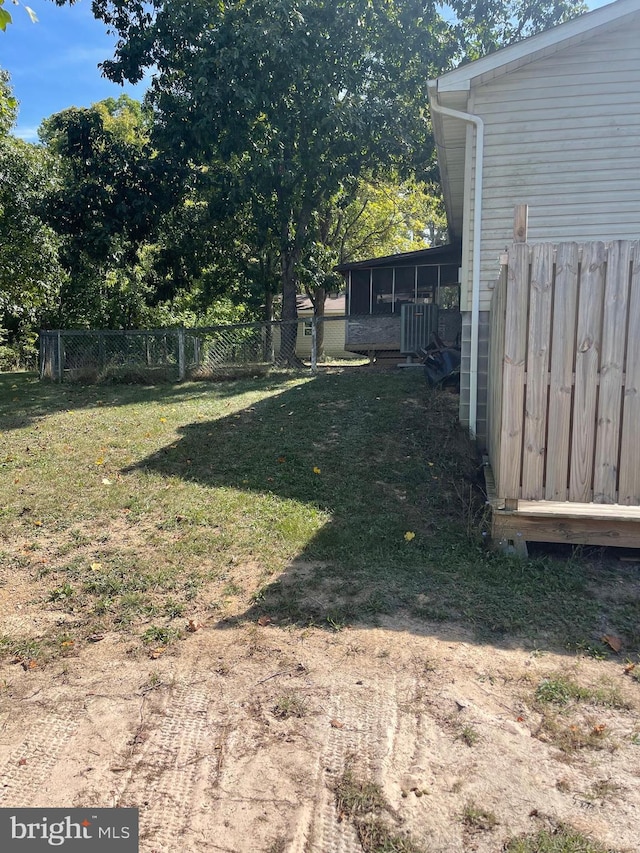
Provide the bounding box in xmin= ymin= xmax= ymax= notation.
xmin=75 ymin=0 xmax=461 ymax=360
xmin=40 ymin=98 xmax=184 ymax=329
xmin=534 ymin=676 xmax=628 ymax=709
xmin=0 ymin=3 xmax=11 ymax=31
xmin=0 ymin=71 xmax=59 ymax=364
xmin=449 ymin=0 xmax=588 ymax=62
xmin=0 ymin=122 xmax=65 ymax=360
xmin=337 ymin=178 xmax=448 ymax=262
xmin=0 ymin=0 xmax=37 ymax=33
xmin=0 ymin=69 xmax=17 ymax=135
xmin=35 ymin=0 xmax=587 ymax=336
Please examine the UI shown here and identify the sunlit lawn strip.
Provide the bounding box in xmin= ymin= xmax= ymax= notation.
xmin=1 ymin=370 xmax=639 ymax=663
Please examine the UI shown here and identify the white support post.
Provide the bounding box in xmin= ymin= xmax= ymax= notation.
xmin=311 ymin=317 xmax=318 ymax=375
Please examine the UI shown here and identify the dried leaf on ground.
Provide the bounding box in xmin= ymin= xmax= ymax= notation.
xmin=603 ymin=635 xmax=623 ymax=653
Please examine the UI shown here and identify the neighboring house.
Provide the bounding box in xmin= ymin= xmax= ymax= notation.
xmin=272 ymin=293 xmax=359 ymax=359
xmin=295 ymin=293 xmax=359 ymax=359
xmin=427 ymin=0 xmax=640 ymax=448
xmin=336 ymin=244 xmax=462 ymax=357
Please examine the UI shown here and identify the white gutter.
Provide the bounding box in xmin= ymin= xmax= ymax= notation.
xmin=428 ymin=90 xmax=484 ymax=440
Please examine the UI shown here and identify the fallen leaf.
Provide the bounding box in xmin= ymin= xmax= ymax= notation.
xmin=592 ymin=724 xmax=607 ymax=735
xmin=18 ymin=758 xmax=27 ymax=766
xmin=330 ymin=719 xmax=344 ymax=729
xmin=61 ymin=640 xmax=74 ymax=648
xmin=90 ymin=562 xmax=102 ymax=571
xmin=277 ymin=456 xmax=286 ymax=464
xmin=186 ymin=619 xmax=201 ymax=633
xmin=602 ymin=634 xmax=622 ymax=653
xmin=313 ymin=466 xmax=321 ymax=474
xmin=101 ymin=478 xmax=112 ymax=486
xmin=623 ymin=662 xmax=636 ymax=674
xmin=22 ymin=660 xmax=38 ymax=670
xmin=257 ymin=615 xmax=272 ymax=626
xmin=149 ymin=647 xmax=166 ymax=659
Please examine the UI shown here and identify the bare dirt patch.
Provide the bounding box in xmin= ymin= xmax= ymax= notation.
xmin=1 ymin=618 xmax=638 ymax=853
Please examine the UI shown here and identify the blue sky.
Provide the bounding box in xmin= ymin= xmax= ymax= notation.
xmin=2 ymin=0 xmax=147 ymax=141
xmin=2 ymin=0 xmax=614 ymax=142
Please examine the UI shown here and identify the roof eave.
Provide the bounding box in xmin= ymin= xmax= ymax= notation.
xmin=433 ymin=0 xmax=640 ymax=93
xmin=427 ymin=81 xmax=467 ymax=241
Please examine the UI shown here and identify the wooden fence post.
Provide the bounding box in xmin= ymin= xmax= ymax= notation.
xmin=513 ymin=204 xmax=528 ymax=243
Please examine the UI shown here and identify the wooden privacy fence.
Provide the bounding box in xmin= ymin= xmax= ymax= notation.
xmin=488 ymin=239 xmax=640 ymax=508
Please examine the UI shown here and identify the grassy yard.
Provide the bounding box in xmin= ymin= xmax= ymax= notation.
xmin=1 ymin=367 xmax=639 ymax=664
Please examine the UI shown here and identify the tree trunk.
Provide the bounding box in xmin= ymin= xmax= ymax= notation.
xmin=277 ymin=249 xmax=305 ymax=367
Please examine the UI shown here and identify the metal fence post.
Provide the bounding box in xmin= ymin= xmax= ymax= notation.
xmin=177 ymin=327 xmax=186 ymax=381
xmin=311 ymin=317 xmax=318 ymax=375
xmin=56 ymin=331 xmax=63 ymax=382
xmin=98 ymin=331 xmax=106 ymax=372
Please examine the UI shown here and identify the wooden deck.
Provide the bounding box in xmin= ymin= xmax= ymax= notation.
xmin=485 ymin=462 xmax=640 ymax=555
xmin=486 ymin=463 xmax=640 ymax=553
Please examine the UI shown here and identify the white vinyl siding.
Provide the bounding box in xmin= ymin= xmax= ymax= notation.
xmin=272 ymin=316 xmax=357 ymax=359
xmin=462 ymin=15 xmax=640 ymax=312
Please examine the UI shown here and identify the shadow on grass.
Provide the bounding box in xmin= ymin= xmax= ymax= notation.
xmin=0 ymin=369 xmax=308 ymax=431
xmin=123 ymin=369 xmax=640 ymax=655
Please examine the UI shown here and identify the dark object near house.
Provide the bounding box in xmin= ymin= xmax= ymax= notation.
xmin=421 ymin=338 xmax=461 ymax=388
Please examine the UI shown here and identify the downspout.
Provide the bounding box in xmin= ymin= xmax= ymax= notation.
xmin=429 ymin=91 xmax=484 ymax=440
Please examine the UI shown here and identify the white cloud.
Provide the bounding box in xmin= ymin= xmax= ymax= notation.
xmin=14 ymin=126 xmax=40 ymax=142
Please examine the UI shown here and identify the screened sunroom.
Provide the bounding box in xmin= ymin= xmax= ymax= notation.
xmin=336 ymin=244 xmax=461 ymax=357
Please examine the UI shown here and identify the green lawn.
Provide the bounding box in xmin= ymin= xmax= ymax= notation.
xmin=1 ymin=368 xmax=639 ymax=663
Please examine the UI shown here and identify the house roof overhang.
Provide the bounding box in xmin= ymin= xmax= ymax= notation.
xmin=428 ymin=0 xmax=640 ymax=239
xmin=335 ymin=243 xmax=462 ymax=273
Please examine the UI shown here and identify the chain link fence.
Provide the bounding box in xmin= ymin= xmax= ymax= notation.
xmin=39 ymin=316 xmax=355 ymax=382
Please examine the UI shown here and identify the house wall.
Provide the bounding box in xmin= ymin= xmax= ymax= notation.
xmin=462 ymin=13 xmax=640 ymax=315
xmin=272 ymin=316 xmax=358 ymax=359
xmin=459 ymin=13 xmax=640 ymax=447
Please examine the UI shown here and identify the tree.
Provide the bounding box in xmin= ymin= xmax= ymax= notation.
xmin=296 ymin=175 xmax=446 ymax=358
xmin=0 ymin=69 xmax=17 ymax=135
xmin=68 ymin=0 xmax=457 ymax=362
xmin=73 ymin=0 xmax=585 ymax=362
xmin=0 ymin=72 xmax=64 ymax=365
xmin=448 ymin=0 xmax=587 ymax=62
xmin=40 ymin=97 xmax=184 ymax=327
xmin=51 ymin=0 xmax=586 ymax=356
